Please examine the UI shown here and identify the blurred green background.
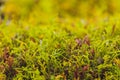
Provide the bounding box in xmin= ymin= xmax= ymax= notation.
xmin=0 ymin=0 xmax=120 ymax=24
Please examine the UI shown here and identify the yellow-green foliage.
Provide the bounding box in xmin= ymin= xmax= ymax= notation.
xmin=0 ymin=0 xmax=120 ymax=80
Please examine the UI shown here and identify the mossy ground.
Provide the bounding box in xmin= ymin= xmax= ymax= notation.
xmin=0 ymin=0 xmax=120 ymax=80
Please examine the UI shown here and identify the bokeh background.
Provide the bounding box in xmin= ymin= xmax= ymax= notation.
xmin=0 ymin=0 xmax=120 ymax=25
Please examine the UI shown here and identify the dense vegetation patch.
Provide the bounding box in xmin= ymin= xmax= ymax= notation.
xmin=0 ymin=0 xmax=120 ymax=80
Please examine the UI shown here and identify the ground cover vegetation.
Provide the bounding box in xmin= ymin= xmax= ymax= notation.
xmin=0 ymin=0 xmax=120 ymax=80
